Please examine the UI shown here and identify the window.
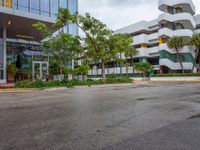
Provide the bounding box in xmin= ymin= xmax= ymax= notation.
xmin=18 ymin=0 xmax=29 ymax=12
xmin=68 ymin=0 xmax=78 ymax=35
xmin=68 ymin=0 xmax=77 ymax=14
xmin=0 ymin=0 xmax=4 ymax=6
xmin=13 ymin=0 xmax=17 ymax=9
xmin=69 ymin=23 xmax=78 ymax=35
xmin=31 ymin=0 xmax=40 ymax=15
xmin=51 ymin=0 xmax=58 ymax=18
xmin=41 ymin=0 xmax=50 ymax=17
xmin=60 ymin=0 xmax=67 ymax=8
xmin=0 ymin=0 xmax=13 ymax=8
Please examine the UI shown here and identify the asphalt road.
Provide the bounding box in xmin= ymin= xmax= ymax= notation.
xmin=0 ymin=83 xmax=200 ymax=150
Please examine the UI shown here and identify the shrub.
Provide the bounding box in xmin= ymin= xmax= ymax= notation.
xmin=152 ymin=73 xmax=200 ymax=77
xmin=7 ymin=64 xmax=17 ymax=76
xmin=16 ymin=77 xmax=133 ymax=89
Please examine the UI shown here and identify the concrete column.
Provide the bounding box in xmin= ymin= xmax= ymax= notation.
xmin=3 ymin=27 xmax=7 ymax=83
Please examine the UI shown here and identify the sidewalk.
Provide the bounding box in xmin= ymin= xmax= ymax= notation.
xmin=0 ymin=88 xmax=41 ymax=93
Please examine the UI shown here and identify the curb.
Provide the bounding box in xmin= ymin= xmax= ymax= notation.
xmin=0 ymin=88 xmax=42 ymax=93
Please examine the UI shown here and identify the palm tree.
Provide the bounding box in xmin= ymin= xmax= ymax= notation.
xmin=124 ymin=47 xmax=137 ymax=76
xmin=190 ymin=33 xmax=200 ymax=72
xmin=167 ymin=36 xmax=185 ymax=73
xmin=135 ymin=62 xmax=152 ymax=79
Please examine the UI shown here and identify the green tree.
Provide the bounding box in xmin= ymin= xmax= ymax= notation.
xmin=49 ymin=34 xmax=80 ymax=75
xmin=72 ymin=13 xmax=112 ymax=81
xmin=124 ymin=42 xmax=137 ymax=76
xmin=42 ymin=8 xmax=135 ymax=80
xmin=190 ymin=33 xmax=200 ymax=72
xmin=33 ymin=9 xmax=83 ymax=76
xmin=135 ymin=62 xmax=152 ymax=78
xmin=167 ymin=36 xmax=185 ymax=73
xmin=108 ymin=34 xmax=136 ymax=76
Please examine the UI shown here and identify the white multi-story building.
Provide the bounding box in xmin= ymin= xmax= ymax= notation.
xmin=87 ymin=0 xmax=200 ymax=76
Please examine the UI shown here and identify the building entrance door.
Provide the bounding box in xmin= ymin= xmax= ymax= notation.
xmin=32 ymin=61 xmax=49 ymax=80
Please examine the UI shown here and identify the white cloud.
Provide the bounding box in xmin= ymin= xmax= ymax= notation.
xmin=79 ymin=0 xmax=200 ymax=30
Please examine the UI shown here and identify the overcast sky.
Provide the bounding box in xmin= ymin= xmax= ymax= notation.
xmin=79 ymin=0 xmax=200 ymax=30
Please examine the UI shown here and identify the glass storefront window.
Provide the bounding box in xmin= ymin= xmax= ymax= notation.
xmin=51 ymin=0 xmax=58 ymax=18
xmin=31 ymin=0 xmax=40 ymax=15
xmin=41 ymin=0 xmax=50 ymax=17
xmin=18 ymin=0 xmax=29 ymax=12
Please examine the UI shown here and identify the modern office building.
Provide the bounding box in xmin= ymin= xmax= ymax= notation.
xmin=87 ymin=0 xmax=200 ymax=76
xmin=0 ymin=0 xmax=78 ymax=83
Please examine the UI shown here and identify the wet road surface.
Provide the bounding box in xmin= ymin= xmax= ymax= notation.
xmin=0 ymin=83 xmax=200 ymax=150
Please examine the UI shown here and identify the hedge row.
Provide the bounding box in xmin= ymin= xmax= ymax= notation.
xmin=15 ymin=77 xmax=133 ymax=89
xmin=152 ymin=73 xmax=200 ymax=77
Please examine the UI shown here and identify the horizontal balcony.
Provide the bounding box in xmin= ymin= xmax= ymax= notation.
xmin=159 ymin=28 xmax=193 ymax=38
xmin=133 ymin=33 xmax=159 ymax=45
xmin=137 ymin=46 xmax=159 ymax=57
xmin=194 ymin=29 xmax=200 ymax=34
xmin=158 ymin=13 xmax=196 ymax=29
xmin=160 ymin=59 xmax=194 ymax=70
xmin=158 ymin=0 xmax=195 ymax=15
xmin=159 ymin=50 xmax=196 ymax=65
xmin=159 ymin=43 xmax=195 ymax=56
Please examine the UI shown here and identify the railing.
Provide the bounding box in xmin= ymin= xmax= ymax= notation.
xmin=88 ymin=65 xmax=160 ymax=76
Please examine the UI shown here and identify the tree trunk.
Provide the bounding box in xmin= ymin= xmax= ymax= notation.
xmin=198 ymin=56 xmax=200 ymax=73
xmin=113 ymin=58 xmax=116 ymax=75
xmin=176 ymin=49 xmax=184 ymax=73
xmin=125 ymin=59 xmax=128 ymax=76
xmin=60 ymin=67 xmax=63 ymax=75
xmin=131 ymin=56 xmax=134 ymax=77
xmin=192 ymin=47 xmax=199 ymax=72
xmin=197 ymin=48 xmax=200 ymax=73
xmin=120 ymin=53 xmax=122 ymax=76
xmin=126 ymin=65 xmax=128 ymax=76
xmin=102 ymin=62 xmax=106 ymax=81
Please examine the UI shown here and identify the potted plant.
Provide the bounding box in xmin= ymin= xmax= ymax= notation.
xmin=7 ymin=64 xmax=17 ymax=83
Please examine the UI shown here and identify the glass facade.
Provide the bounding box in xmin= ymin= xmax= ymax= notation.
xmin=6 ymin=42 xmax=48 ymax=73
xmin=51 ymin=0 xmax=59 ymax=18
xmin=31 ymin=0 xmax=40 ymax=15
xmin=0 ymin=0 xmax=12 ymax=8
xmin=68 ymin=0 xmax=77 ymax=14
xmin=0 ymin=0 xmax=78 ymax=81
xmin=0 ymin=0 xmax=78 ymax=36
xmin=60 ymin=0 xmax=67 ymax=9
xmin=40 ymin=0 xmax=50 ymax=16
xmin=18 ymin=0 xmax=29 ymax=12
xmin=0 ymin=0 xmax=78 ymax=19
